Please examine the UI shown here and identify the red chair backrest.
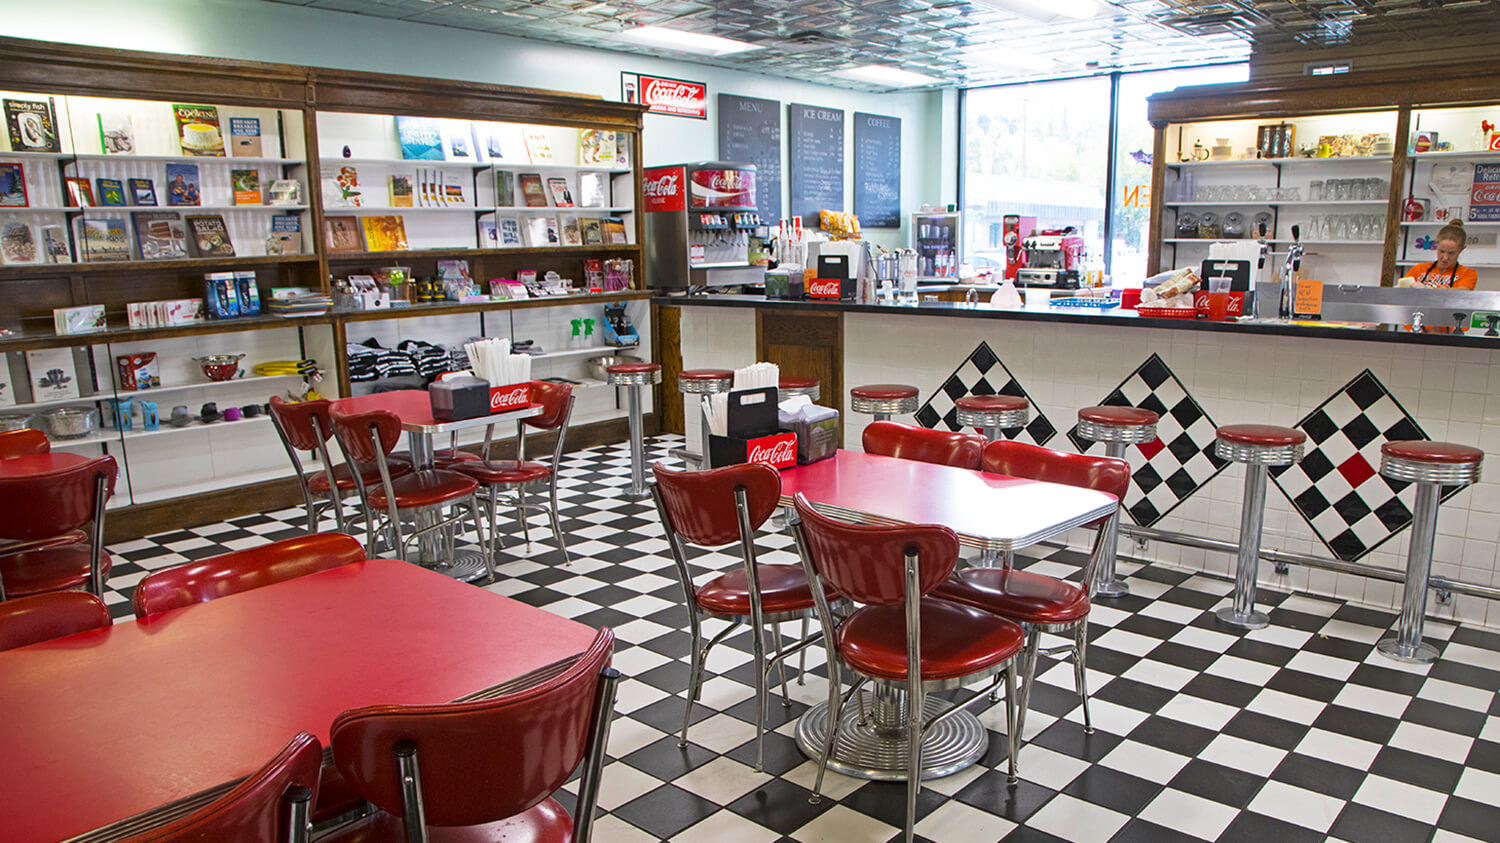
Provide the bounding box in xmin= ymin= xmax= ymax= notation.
xmin=329 ymin=407 xmax=403 ymax=465
xmin=981 ymin=440 xmax=1131 ymax=501
xmin=0 ymin=591 xmax=111 ymax=651
xmin=652 ymin=461 xmax=781 ymax=547
xmin=268 ymin=396 xmax=335 ymax=451
xmin=117 ymin=731 xmax=322 ymax=843
xmin=862 ymin=421 xmax=984 ymax=470
xmin=522 ymin=380 xmax=574 ymax=431
xmin=331 ymin=628 xmax=614 ymax=827
xmin=132 ymin=533 xmax=366 ymax=619
xmin=0 ymin=429 xmax=49 ymax=459
xmin=0 ymin=455 xmax=117 ymax=541
xmin=792 ymin=493 xmax=958 ymax=606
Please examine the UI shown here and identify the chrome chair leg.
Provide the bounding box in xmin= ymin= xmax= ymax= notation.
xmin=548 ymin=482 xmax=571 ymax=565
xmin=797 ymin=614 xmax=809 ymax=685
xmin=772 ymin=624 xmax=790 ymax=706
xmin=751 ymin=618 xmax=769 ymax=772
xmin=1074 ymin=622 xmax=1093 ymax=735
xmin=679 ymin=622 xmax=705 ymax=748
xmin=1003 ymin=665 xmax=1018 ymax=784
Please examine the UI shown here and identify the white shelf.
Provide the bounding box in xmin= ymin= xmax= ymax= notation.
xmin=1164 ymin=238 xmax=1381 ymax=245
xmin=0 ymin=150 xmax=74 ymax=161
xmin=1277 ymin=156 xmax=1392 ymax=166
xmin=0 ymin=207 xmax=68 ymax=214
xmin=1167 ymin=156 xmax=1392 ymax=168
xmin=1401 ymin=220 xmax=1500 ymax=228
xmin=111 ymin=372 xmax=302 ymax=399
xmin=36 ymin=429 xmax=118 ymax=447
xmin=129 ymin=463 xmax=296 ymax=505
xmin=78 ymin=204 xmax=308 ymax=213
xmin=1273 ymin=200 xmax=1388 ymax=207
xmin=68 ymin=154 xmax=302 ymax=165
xmin=1167 ymin=159 xmax=1273 ymax=168
xmin=1164 ymin=201 xmax=1274 ymax=207
xmin=331 ymin=205 xmax=479 ymax=213
xmin=492 ymin=163 xmax=631 ymax=175
xmin=1409 ymin=150 xmax=1500 ymax=162
xmin=331 ymin=157 xmax=487 ymax=169
xmin=499 ymin=205 xmax=631 ymax=214
xmin=529 ymin=346 xmax=636 ymax=360
xmin=0 ymin=393 xmax=111 ymax=413
xmin=119 ymin=413 xmax=273 ymax=442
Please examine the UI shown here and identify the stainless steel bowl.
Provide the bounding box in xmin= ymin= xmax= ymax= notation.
xmin=587 ymin=354 xmax=639 ymax=382
xmin=38 ymin=407 xmax=96 ymax=440
xmin=0 ymin=412 xmax=31 ymax=432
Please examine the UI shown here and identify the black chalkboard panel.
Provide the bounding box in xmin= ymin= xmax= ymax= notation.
xmin=717 ymin=93 xmax=781 ymax=222
xmin=854 ymin=112 xmax=901 ymax=228
xmin=788 ymin=103 xmax=844 ymax=227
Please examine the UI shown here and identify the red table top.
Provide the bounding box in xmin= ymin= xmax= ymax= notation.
xmin=331 ymin=389 xmax=539 ymax=435
xmin=0 ymin=452 xmax=90 ymax=477
xmin=781 ymin=450 xmax=1118 ymax=552
xmin=0 ymin=558 xmax=597 ymax=843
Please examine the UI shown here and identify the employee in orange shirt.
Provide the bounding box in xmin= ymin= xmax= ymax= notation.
xmin=1401 ymin=220 xmax=1478 ymax=289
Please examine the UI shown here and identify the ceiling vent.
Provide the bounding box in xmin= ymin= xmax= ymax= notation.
xmin=777 ymin=29 xmax=845 ymax=53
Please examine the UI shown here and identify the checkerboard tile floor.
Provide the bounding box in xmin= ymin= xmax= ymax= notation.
xmin=103 ymin=435 xmax=1500 ymax=843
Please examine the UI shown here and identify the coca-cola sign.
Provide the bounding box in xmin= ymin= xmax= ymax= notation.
xmin=746 ymin=433 xmax=798 ymax=468
xmin=621 ymin=72 xmax=707 ymax=119
xmin=489 ymin=383 xmax=532 ymax=413
xmin=643 ymin=166 xmax=686 ymax=213
xmin=807 ymin=278 xmax=843 ymax=299
xmin=690 ymin=168 xmax=756 ymax=208
xmin=1471 ymin=163 xmax=1500 ymax=222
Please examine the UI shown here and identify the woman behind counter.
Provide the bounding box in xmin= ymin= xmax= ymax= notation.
xmin=1400 ymin=220 xmax=1478 ymax=289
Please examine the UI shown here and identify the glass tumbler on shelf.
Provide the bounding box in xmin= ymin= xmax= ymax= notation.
xmin=1329 ymin=215 xmax=1349 ymax=240
xmin=1308 ymin=180 xmax=1324 ymax=201
xmin=1309 ymin=215 xmax=1324 ymax=241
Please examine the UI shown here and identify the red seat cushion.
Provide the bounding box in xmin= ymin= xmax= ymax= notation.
xmin=1381 ymin=440 xmax=1483 ymax=464
xmin=696 ymin=563 xmax=838 ymax=616
xmin=1216 ymin=424 xmax=1305 ymax=447
xmin=453 ymin=460 xmax=551 ymax=486
xmin=933 ymin=569 xmax=1089 ymax=626
xmin=779 ymin=376 xmax=820 ymax=389
xmin=851 ymin=383 xmax=918 ymax=400
xmin=0 ymin=545 xmax=113 ymax=598
xmin=308 ymin=460 xmax=413 ymax=494
xmin=1078 ymin=405 xmax=1159 ymax=427
xmin=366 ymin=470 xmax=479 ymax=510
xmin=837 ymin=597 xmax=1024 ymax=682
xmin=681 ymin=368 xmax=734 ymax=382
xmin=316 ymin=795 xmax=571 ymax=843
xmin=606 ymin=362 xmax=661 ymax=374
xmin=955 ymin=394 xmax=1027 ymax=413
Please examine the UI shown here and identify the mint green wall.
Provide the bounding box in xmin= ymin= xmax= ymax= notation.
xmin=9 ymin=0 xmax=948 ymax=247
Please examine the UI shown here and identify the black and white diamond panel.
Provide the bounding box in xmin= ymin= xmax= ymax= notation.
xmin=912 ymin=341 xmax=1057 ymax=446
xmin=1066 ymin=353 xmax=1229 ymax=527
xmin=1268 ymin=369 xmax=1462 ymax=562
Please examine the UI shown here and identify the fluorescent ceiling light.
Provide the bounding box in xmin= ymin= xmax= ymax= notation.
xmin=831 ymin=65 xmax=942 ymax=88
xmin=964 ymin=46 xmax=1059 ymax=71
xmin=615 ymin=26 xmax=760 ymax=56
xmin=973 ymin=0 xmax=1099 ymax=22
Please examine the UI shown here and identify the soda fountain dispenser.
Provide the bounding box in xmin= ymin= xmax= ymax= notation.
xmin=643 ymin=161 xmax=766 ymax=290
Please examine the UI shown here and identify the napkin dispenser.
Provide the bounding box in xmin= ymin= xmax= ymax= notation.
xmin=709 ymin=386 xmax=797 ymax=469
xmin=429 ymin=375 xmax=490 ymax=421
xmin=779 ymin=403 xmax=838 ymax=465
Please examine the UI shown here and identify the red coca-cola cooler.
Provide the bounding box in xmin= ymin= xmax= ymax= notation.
xmin=644 ymin=161 xmax=767 ymax=290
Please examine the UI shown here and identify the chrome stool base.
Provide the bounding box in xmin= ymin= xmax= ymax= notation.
xmin=1376 ymin=637 xmax=1439 ymax=664
xmin=1094 ymin=578 xmax=1130 ymax=599
xmin=796 ymin=691 xmax=987 ymax=782
xmin=1214 ymin=606 xmax=1269 ymax=630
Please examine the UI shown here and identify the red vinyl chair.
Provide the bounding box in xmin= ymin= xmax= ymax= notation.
xmin=0 ymin=591 xmax=111 ymax=651
xmin=454 ymin=380 xmax=575 ymax=564
xmin=269 ymin=396 xmax=412 ymax=534
xmin=861 ymin=420 xmax=985 ymax=469
xmin=330 ymin=406 xmax=486 ymax=571
xmin=132 ymin=532 xmax=366 ymax=619
xmin=651 ymin=461 xmax=836 ymax=772
xmin=791 ymin=493 xmax=1026 ymax=843
xmin=117 ymin=731 xmax=322 ymax=843
xmin=0 ymin=454 xmax=117 ymax=602
xmin=933 ymin=440 xmax=1130 ymax=741
xmin=319 ymin=628 xmax=619 ymax=843
xmin=0 ymin=428 xmax=49 ymax=458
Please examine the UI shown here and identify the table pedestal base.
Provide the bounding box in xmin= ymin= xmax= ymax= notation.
xmin=795 ymin=688 xmax=987 ymax=781
xmin=425 ymin=550 xmax=490 ymax=583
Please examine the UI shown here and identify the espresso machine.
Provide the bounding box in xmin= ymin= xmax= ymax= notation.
xmin=1016 ymin=226 xmax=1086 ymax=288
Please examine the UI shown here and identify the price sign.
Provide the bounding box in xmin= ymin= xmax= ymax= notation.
xmin=1294 ymin=278 xmax=1324 ymax=316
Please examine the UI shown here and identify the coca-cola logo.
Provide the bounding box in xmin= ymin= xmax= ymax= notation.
xmin=490 ymin=385 xmax=530 ymax=412
xmin=645 ymin=79 xmax=702 ymax=106
xmin=1472 ymin=185 xmax=1500 ymax=204
xmin=747 ymin=436 xmax=796 ymax=467
xmin=644 ymin=173 xmax=679 ymax=197
xmin=808 ymin=279 xmax=841 ymax=297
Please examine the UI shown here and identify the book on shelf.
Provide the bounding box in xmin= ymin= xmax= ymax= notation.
xmin=477 ymin=218 xmax=499 ymax=248
xmin=270 ymin=213 xmax=302 ymax=255
xmin=184 ymin=214 xmax=236 ymax=257
xmin=267 ymin=179 xmax=301 ymax=206
xmin=40 ymin=225 xmax=70 ymax=263
xmin=231 ymin=169 xmax=262 ymax=205
xmin=26 ymin=348 xmax=80 ymax=401
xmin=602 ymin=217 xmax=628 ymax=245
xmin=547 ymin=177 xmax=574 ymax=208
xmin=580 ymin=217 xmax=603 ymax=246
xmin=95 ymin=177 xmax=127 ymax=207
xmin=0 ymin=163 xmax=27 ymax=207
xmin=561 ymin=215 xmax=581 ymax=246
xmin=128 ymin=177 xmax=157 ymax=206
xmin=165 ymin=164 xmax=201 ymax=206
xmin=578 ymin=172 xmax=607 ymax=208
xmin=442 ymin=120 xmax=479 ymax=162
xmin=518 ymin=173 xmax=547 ymax=207
xmin=172 ymin=104 xmax=225 ymax=157
xmin=4 ymin=97 xmax=60 ymax=153
xmin=497 ymin=214 xmax=522 ymax=246
xmin=78 ymin=216 xmax=131 ymax=262
xmin=395 ymin=116 xmax=445 ymax=161
xmin=361 ymin=215 xmax=409 ymax=252
xmin=480 ymin=124 xmax=506 ymax=160
xmin=614 ymin=131 xmax=629 ymax=167
xmin=441 ymin=170 xmax=467 ymax=206
xmin=228 ymin=116 xmax=262 ymax=157
xmin=323 ymin=215 xmax=363 ymax=253
xmin=322 ymin=165 xmax=362 ymax=207
xmin=523 ymin=215 xmax=551 ymax=247
xmin=1 ymin=221 xmax=37 ymax=264
xmin=414 ymin=167 xmax=438 ymax=207
xmin=389 ymin=174 xmax=414 ymax=207
xmin=65 ymin=177 xmax=94 ymax=207
xmin=524 ymin=130 xmax=553 ymax=164
xmin=437 ymin=259 xmax=470 ymax=283
xmin=97 ymin=112 xmax=135 ymax=155
xmin=578 ymin=129 xmax=616 ymax=166
xmin=132 ymin=211 xmax=189 ymax=260
xmin=496 ymin=170 xmax=515 ymax=207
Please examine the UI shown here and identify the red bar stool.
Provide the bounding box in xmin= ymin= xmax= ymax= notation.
xmin=1075 ymin=405 xmax=1159 ymax=598
xmin=956 ymin=394 xmax=1029 ymax=442
xmin=1214 ymin=424 xmax=1306 ymax=629
xmin=677 ymin=368 xmax=733 ymax=470
xmin=778 ymin=375 xmax=820 ymax=402
xmin=1377 ymin=441 xmax=1483 ymax=663
xmin=850 ymin=383 xmax=919 ymax=422
xmin=606 ymin=362 xmax=662 ymax=499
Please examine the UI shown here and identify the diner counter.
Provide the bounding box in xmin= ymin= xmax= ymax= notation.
xmin=655 ymin=292 xmax=1500 ymax=348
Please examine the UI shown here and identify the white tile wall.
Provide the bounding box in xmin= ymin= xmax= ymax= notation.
xmin=679 ymin=305 xmax=1500 ymax=629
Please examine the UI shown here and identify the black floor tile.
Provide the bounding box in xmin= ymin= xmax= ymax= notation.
xmin=1179 ymin=673 xmax=1261 ymax=708
xmin=1092 ymin=676 xmax=1175 ymax=714
xmin=610 ymin=783 xmax=719 ymax=839
xmin=1311 ymin=704 xmax=1400 ymax=744
xmin=1330 ymin=803 xmax=1437 ymax=843
xmin=956 ymin=774 xmax=1055 ymax=823
xmin=724 ymin=777 xmax=834 ymax=835
xmin=1265 ymin=667 xmax=1345 ymax=702
xmin=1127 ymin=715 xmax=1217 ymax=757
xmin=1168 ymin=759 xmax=1265 ymax=809
xmin=1269 ymin=753 xmax=1366 ymax=800
xmin=1218 ymin=811 xmax=1327 ymax=843
xmin=1030 ymin=720 xmax=1124 ymax=764
xmin=1369 ymin=746 xmax=1464 ymax=793
xmin=1437 ymin=796 xmax=1500 ymax=840
xmin=1222 ymin=710 xmax=1308 ymax=751
xmin=1109 ymin=819 xmax=1205 ymax=843
xmin=1402 ymin=697 xmax=1489 ymax=738
xmin=1143 ymin=640 xmax=1219 ymax=672
xmin=621 ymin=734 xmax=720 ymax=781
xmin=1060 ymin=765 xmax=1161 ymax=815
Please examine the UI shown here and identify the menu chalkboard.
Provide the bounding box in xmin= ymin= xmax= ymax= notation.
xmin=854 ymin=112 xmax=901 ymax=228
xmin=788 ymin=103 xmax=844 ymax=227
xmin=717 ymin=93 xmax=781 ymax=222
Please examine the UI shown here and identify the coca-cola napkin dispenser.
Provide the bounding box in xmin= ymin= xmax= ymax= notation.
xmin=708 ymin=386 xmax=797 ymax=469
xmin=429 ymin=375 xmax=490 ymax=421
xmin=807 ymin=254 xmax=854 ymax=301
